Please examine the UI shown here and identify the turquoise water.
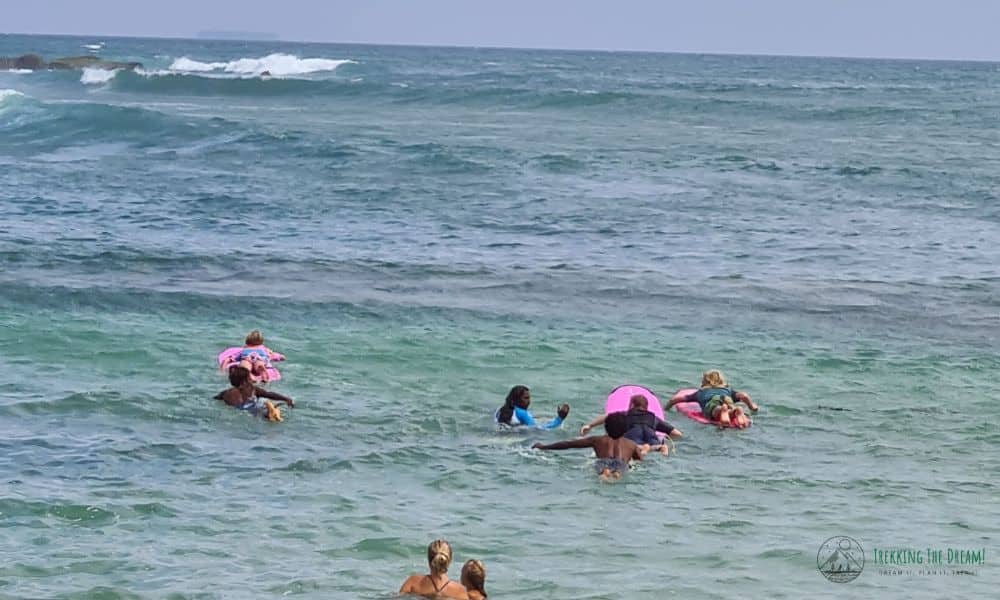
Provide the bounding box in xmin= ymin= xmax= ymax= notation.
xmin=1 ymin=33 xmax=998 ymax=598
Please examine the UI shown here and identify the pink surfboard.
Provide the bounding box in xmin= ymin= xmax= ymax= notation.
xmin=670 ymin=388 xmax=750 ymax=428
xmin=217 ymin=346 xmax=282 ymax=382
xmin=604 ymin=384 xmax=666 ymax=438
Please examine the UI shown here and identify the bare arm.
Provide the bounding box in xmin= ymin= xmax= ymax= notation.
xmin=532 ymin=437 xmax=597 ymax=451
xmin=215 ymin=388 xmax=244 ymax=407
xmin=654 ymin=417 xmax=683 ymax=439
xmin=256 ymin=386 xmax=294 ymax=407
xmin=579 ymin=413 xmax=608 ymax=435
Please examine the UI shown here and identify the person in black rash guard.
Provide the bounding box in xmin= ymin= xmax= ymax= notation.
xmin=579 ymin=394 xmax=682 ymax=454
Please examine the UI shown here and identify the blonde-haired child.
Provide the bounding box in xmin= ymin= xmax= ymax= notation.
xmin=236 ymin=329 xmax=284 ymax=382
xmin=667 ymin=369 xmax=757 ymax=428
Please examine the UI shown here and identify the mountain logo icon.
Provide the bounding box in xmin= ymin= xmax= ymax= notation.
xmin=817 ymin=536 xmax=865 ymax=583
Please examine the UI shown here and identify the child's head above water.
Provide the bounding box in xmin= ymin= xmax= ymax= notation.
xmin=604 ymin=411 xmax=629 ymax=439
xmin=701 ymin=369 xmax=727 ymax=388
xmin=629 ymin=394 xmax=648 ymax=411
xmin=245 ymin=329 xmax=264 ymax=346
xmin=461 ymin=559 xmax=486 ymax=596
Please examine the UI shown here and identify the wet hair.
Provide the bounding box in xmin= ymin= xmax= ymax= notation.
xmin=629 ymin=394 xmax=648 ymax=411
xmin=427 ymin=539 xmax=452 ymax=575
xmin=245 ymin=329 xmax=264 ymax=346
xmin=461 ymin=559 xmax=487 ymax=598
xmin=497 ymin=385 xmax=529 ymax=424
xmin=228 ymin=365 xmax=251 ymax=387
xmin=701 ymin=369 xmax=727 ymax=388
xmin=604 ymin=411 xmax=629 ymax=439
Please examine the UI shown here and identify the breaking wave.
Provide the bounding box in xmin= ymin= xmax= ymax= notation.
xmin=166 ymin=53 xmax=355 ymax=77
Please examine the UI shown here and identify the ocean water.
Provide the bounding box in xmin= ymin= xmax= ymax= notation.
xmin=1 ymin=33 xmax=998 ymax=599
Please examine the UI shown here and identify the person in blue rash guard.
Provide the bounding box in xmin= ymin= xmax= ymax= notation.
xmin=495 ymin=385 xmax=569 ymax=430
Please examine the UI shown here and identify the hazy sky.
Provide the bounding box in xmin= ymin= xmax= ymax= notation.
xmin=4 ymin=0 xmax=1000 ymax=61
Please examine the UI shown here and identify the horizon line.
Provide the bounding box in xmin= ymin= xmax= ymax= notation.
xmin=3 ymin=30 xmax=1000 ymax=65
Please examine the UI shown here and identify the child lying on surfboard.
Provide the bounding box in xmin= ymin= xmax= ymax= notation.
xmin=579 ymin=393 xmax=682 ymax=455
xmin=220 ymin=329 xmax=285 ymax=383
xmin=215 ymin=365 xmax=294 ymax=422
xmin=532 ymin=412 xmax=644 ymax=480
xmin=665 ymin=369 xmax=757 ymax=428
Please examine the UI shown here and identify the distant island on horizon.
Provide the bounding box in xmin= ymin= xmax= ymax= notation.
xmin=196 ymin=31 xmax=280 ymax=41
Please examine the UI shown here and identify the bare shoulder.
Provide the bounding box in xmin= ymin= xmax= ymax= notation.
xmin=443 ymin=581 xmax=470 ymax=599
xmin=218 ymin=388 xmax=241 ymax=405
xmin=399 ymin=574 xmax=421 ymax=592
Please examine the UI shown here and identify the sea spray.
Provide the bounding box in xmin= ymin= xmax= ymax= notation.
xmin=168 ymin=53 xmax=355 ymax=77
xmin=80 ymin=68 xmax=118 ymax=85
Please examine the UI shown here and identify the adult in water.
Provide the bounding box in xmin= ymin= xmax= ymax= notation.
xmin=532 ymin=412 xmax=644 ymax=480
xmin=399 ymin=539 xmax=469 ymax=599
xmin=579 ymin=393 xmax=683 ymax=452
xmin=461 ymin=560 xmax=487 ymax=600
xmin=494 ymin=385 xmax=569 ymax=430
xmin=214 ymin=365 xmax=294 ymax=421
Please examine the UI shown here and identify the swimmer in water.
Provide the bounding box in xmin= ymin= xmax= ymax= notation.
xmin=494 ymin=385 xmax=569 ymax=430
xmin=461 ymin=559 xmax=487 ymax=600
xmin=214 ymin=365 xmax=294 ymax=422
xmin=399 ymin=539 xmax=469 ymax=599
xmin=532 ymin=412 xmax=643 ymax=480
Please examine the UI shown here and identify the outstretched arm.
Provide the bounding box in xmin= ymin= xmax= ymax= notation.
xmin=267 ymin=348 xmax=285 ymax=362
xmin=256 ymin=386 xmax=294 ymax=407
xmin=516 ymin=406 xmax=567 ymax=430
xmin=734 ymin=391 xmax=757 ymax=412
xmin=532 ymin=437 xmax=597 ymax=451
xmin=579 ymin=413 xmax=607 ymax=436
xmin=654 ymin=417 xmax=683 ymax=439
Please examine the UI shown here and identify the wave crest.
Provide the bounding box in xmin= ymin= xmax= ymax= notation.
xmin=0 ymin=88 xmax=24 ymax=101
xmin=0 ymin=88 xmax=25 ymax=112
xmin=80 ymin=68 xmax=118 ymax=85
xmin=167 ymin=53 xmax=354 ymax=77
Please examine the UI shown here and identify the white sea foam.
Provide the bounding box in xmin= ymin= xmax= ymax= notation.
xmin=83 ymin=43 xmax=104 ymax=51
xmin=169 ymin=57 xmax=224 ymax=72
xmin=2 ymin=69 xmax=33 ymax=74
xmin=0 ymin=88 xmax=24 ymax=101
xmin=167 ymin=53 xmax=354 ymax=77
xmin=0 ymin=88 xmax=25 ymax=112
xmin=80 ymin=68 xmax=118 ymax=85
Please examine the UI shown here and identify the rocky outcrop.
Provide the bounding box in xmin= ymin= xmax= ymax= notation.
xmin=0 ymin=53 xmax=45 ymax=70
xmin=0 ymin=54 xmax=143 ymax=71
